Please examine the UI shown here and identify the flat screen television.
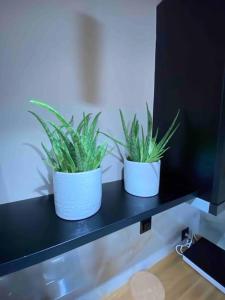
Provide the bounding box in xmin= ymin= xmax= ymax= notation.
xmin=153 ymin=0 xmax=225 ymax=214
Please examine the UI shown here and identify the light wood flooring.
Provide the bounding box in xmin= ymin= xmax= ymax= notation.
xmin=104 ymin=252 xmax=225 ymax=300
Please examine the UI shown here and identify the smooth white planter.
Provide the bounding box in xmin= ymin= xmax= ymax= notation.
xmin=124 ymin=159 xmax=161 ymax=197
xmin=53 ymin=168 xmax=102 ymax=220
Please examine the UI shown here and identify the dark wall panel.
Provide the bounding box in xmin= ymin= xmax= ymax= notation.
xmin=153 ymin=0 xmax=225 ymax=204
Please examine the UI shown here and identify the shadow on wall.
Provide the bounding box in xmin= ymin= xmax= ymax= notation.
xmin=24 ymin=143 xmax=53 ymax=196
xmin=0 ymin=166 xmax=8 ymax=203
xmin=75 ymin=13 xmax=103 ymax=104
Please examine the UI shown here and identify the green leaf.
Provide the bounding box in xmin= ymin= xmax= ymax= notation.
xmin=102 ymin=105 xmax=180 ymax=163
xmin=146 ymin=102 xmax=153 ymax=140
xmin=50 ymin=122 xmax=77 ymax=172
xmin=29 ymin=101 xmax=107 ymax=172
xmin=30 ymin=100 xmax=71 ymax=127
xmin=119 ymin=109 xmax=129 ymax=145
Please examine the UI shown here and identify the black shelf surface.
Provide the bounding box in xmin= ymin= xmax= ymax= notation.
xmin=0 ymin=180 xmax=194 ymax=277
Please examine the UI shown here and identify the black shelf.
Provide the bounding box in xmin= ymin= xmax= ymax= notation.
xmin=0 ymin=180 xmax=194 ymax=277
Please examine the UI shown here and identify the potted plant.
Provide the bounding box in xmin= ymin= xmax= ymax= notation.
xmin=103 ymin=104 xmax=179 ymax=197
xmin=29 ymin=100 xmax=107 ymax=220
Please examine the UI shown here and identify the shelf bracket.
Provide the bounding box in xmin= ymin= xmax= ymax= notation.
xmin=140 ymin=217 xmax=152 ymax=234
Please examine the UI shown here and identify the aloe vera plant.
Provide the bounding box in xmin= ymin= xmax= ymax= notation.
xmin=103 ymin=104 xmax=179 ymax=163
xmin=29 ymin=100 xmax=107 ymax=173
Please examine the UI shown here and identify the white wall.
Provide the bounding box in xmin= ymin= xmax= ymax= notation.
xmin=199 ymin=211 xmax=225 ymax=250
xmin=0 ymin=1 xmax=200 ymax=299
xmin=0 ymin=0 xmax=159 ymax=203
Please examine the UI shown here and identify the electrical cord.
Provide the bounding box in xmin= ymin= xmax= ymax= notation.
xmin=175 ymin=232 xmax=198 ymax=256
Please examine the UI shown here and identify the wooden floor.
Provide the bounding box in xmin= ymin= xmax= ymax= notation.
xmin=104 ymin=252 xmax=225 ymax=300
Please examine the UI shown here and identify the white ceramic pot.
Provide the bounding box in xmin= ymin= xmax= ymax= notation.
xmin=53 ymin=168 xmax=102 ymax=220
xmin=124 ymin=159 xmax=161 ymax=197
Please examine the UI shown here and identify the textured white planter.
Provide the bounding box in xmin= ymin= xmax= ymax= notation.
xmin=53 ymin=168 xmax=102 ymax=220
xmin=124 ymin=159 xmax=161 ymax=197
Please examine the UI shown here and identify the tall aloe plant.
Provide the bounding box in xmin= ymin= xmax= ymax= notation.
xmin=102 ymin=104 xmax=179 ymax=163
xmin=29 ymin=100 xmax=107 ymax=173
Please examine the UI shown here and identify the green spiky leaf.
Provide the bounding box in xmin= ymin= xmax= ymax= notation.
xmin=29 ymin=100 xmax=107 ymax=172
xmin=101 ymin=103 xmax=180 ymax=163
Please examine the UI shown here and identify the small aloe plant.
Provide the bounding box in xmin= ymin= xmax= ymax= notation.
xmin=102 ymin=104 xmax=179 ymax=163
xmin=29 ymin=100 xmax=107 ymax=173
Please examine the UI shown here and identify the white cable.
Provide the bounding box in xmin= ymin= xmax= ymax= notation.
xmin=175 ymin=232 xmax=195 ymax=256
